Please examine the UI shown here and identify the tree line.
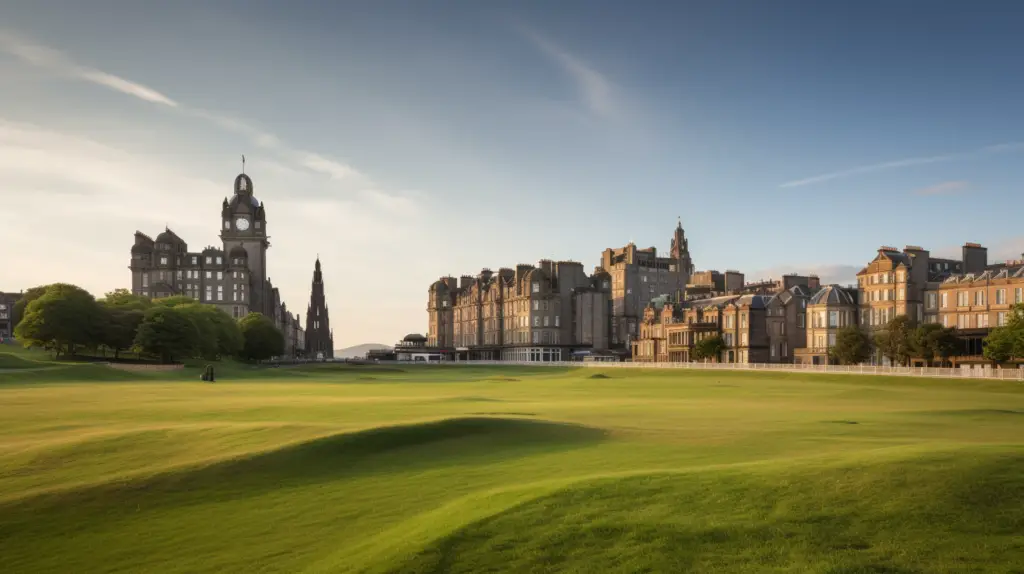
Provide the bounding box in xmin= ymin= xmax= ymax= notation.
xmin=12 ymin=284 xmax=286 ymax=363
xmin=829 ymin=304 xmax=1024 ymax=366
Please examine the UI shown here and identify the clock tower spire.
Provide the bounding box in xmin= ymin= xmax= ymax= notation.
xmin=221 ymin=171 xmax=270 ymax=315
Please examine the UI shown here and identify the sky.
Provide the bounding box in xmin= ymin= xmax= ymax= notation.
xmin=3 ymin=0 xmax=1024 ymax=347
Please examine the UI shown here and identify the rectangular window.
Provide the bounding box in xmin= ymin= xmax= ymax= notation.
xmin=543 ymin=316 xmax=549 ymax=327
xmin=941 ymin=292 xmax=948 ymax=308
xmin=255 ymin=221 xmax=261 ymax=229
xmin=828 ymin=333 xmax=836 ymax=347
xmin=205 ymin=271 xmax=212 ymax=279
xmin=176 ymin=270 xmax=182 ymax=280
xmin=192 ymin=257 xmax=198 ymax=265
xmin=998 ymin=312 xmax=1007 ymax=327
xmin=217 ymin=271 xmax=223 ymax=280
xmin=532 ymin=331 xmax=540 ymax=344
xmin=975 ymin=291 xmax=985 ymax=306
xmin=740 ymin=314 xmax=747 ymax=328
xmin=205 ymin=257 xmax=212 ymax=264
xmin=205 ymin=287 xmax=212 ymax=301
xmin=782 ymin=342 xmax=787 ymax=356
xmin=531 ymin=282 xmax=539 ymax=293
xmin=142 ymin=274 xmax=149 ymax=287
xmin=1017 ymin=288 xmax=1023 ymax=304
xmin=828 ymin=311 xmax=838 ymax=328
xmin=897 ymin=288 xmax=905 ymax=301
xmin=977 ymin=313 xmax=988 ymax=328
xmin=740 ymin=333 xmax=748 ymax=345
xmin=996 ymin=289 xmax=1006 ymax=305
xmin=160 ymin=256 xmax=168 ymax=265
xmin=798 ymin=313 xmax=805 ymax=328
xmin=942 ymin=315 xmax=949 ymax=327
xmin=533 ymin=316 xmax=539 ymax=327
xmin=233 ymin=292 xmax=238 ymax=302
xmin=216 ymin=256 xmax=222 ymax=265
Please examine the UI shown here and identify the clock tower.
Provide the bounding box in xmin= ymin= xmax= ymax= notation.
xmin=221 ymin=173 xmax=270 ymax=314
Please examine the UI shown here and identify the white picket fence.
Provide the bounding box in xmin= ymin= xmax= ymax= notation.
xmin=406 ymin=360 xmax=1024 ymax=381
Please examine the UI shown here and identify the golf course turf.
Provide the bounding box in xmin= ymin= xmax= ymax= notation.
xmin=0 ymin=352 xmax=1022 ymax=573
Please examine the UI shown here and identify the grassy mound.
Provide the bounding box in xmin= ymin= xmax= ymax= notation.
xmin=383 ymin=449 xmax=1024 ymax=573
xmin=0 ymin=353 xmax=46 ymax=369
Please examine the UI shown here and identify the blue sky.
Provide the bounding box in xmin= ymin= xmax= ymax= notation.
xmin=3 ymin=0 xmax=1024 ymax=346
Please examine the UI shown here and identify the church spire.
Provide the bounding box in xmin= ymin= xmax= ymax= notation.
xmin=304 ymin=258 xmax=334 ymax=359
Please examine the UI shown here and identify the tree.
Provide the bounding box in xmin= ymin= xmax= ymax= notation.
xmin=11 ymin=285 xmax=49 ymax=332
xmin=98 ymin=306 xmax=145 ymax=360
xmin=911 ymin=323 xmax=960 ymax=367
xmin=102 ymin=288 xmax=152 ymax=311
xmin=14 ymin=284 xmax=102 ymax=357
xmin=208 ymin=308 xmax=243 ymax=358
xmin=238 ymin=312 xmax=285 ymax=362
xmin=176 ymin=304 xmax=220 ymax=360
xmin=829 ymin=326 xmax=872 ymax=365
xmin=154 ymin=295 xmax=197 ymax=309
xmin=692 ymin=335 xmax=725 ymax=362
xmin=134 ymin=306 xmax=200 ymax=363
xmin=983 ymin=303 xmax=1024 ymax=364
xmin=874 ymin=315 xmax=914 ymax=366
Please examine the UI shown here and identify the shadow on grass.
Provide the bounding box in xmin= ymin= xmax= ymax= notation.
xmin=0 ymin=417 xmax=607 ymax=518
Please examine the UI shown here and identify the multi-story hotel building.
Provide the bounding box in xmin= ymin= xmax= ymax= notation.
xmin=601 ymin=221 xmax=694 ymax=349
xmin=793 ymin=285 xmax=859 ymax=365
xmin=426 ymin=260 xmax=612 ymax=361
xmin=128 ymin=172 xmax=306 ymax=357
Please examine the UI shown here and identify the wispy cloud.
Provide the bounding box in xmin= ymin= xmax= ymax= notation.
xmin=779 ymin=142 xmax=1024 ymax=188
xmin=518 ymin=26 xmax=615 ymax=118
xmin=0 ymin=28 xmax=414 ymax=208
xmin=914 ymin=180 xmax=969 ymax=196
xmin=0 ymin=29 xmax=178 ymax=107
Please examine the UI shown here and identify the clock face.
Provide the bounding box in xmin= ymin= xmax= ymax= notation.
xmin=235 ymin=217 xmax=250 ymax=231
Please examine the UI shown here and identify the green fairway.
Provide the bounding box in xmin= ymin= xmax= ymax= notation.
xmin=0 ymin=355 xmax=1022 ymax=573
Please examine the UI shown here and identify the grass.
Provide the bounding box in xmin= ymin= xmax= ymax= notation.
xmin=0 ymin=358 xmax=1022 ymax=573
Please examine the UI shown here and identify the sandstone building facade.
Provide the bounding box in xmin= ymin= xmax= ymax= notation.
xmin=426 ymin=260 xmax=612 ymax=361
xmin=129 ymin=172 xmax=305 ymax=357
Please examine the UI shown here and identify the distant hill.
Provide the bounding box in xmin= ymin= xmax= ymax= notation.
xmin=334 ymin=343 xmax=391 ymax=359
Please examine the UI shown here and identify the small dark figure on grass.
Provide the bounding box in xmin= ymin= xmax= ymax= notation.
xmin=200 ymin=365 xmax=216 ymax=382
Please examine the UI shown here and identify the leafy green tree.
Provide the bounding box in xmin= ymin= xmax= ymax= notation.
xmin=99 ymin=306 xmax=145 ymax=361
xmin=101 ymin=288 xmax=152 ymax=311
xmin=11 ymin=285 xmax=49 ymax=332
xmin=153 ymin=295 xmax=198 ymax=309
xmin=176 ymin=304 xmax=220 ymax=360
xmin=134 ymin=306 xmax=200 ymax=363
xmin=238 ymin=312 xmax=285 ymax=362
xmin=14 ymin=284 xmax=102 ymax=357
xmin=828 ymin=325 xmax=873 ymax=365
xmin=911 ymin=323 xmax=960 ymax=367
xmin=208 ymin=308 xmax=243 ymax=358
xmin=874 ymin=315 xmax=914 ymax=366
xmin=692 ymin=335 xmax=725 ymax=362
xmin=983 ymin=303 xmax=1024 ymax=364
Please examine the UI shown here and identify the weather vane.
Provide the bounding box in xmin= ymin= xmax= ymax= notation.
xmin=241 ymin=154 xmax=246 ymax=174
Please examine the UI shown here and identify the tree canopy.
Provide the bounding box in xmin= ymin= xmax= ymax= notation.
xmin=14 ymin=284 xmax=103 ymax=357
xmin=238 ymin=312 xmax=285 ymax=362
xmin=874 ymin=315 xmax=915 ymax=366
xmin=692 ymin=335 xmax=725 ymax=362
xmin=829 ymin=326 xmax=873 ymax=365
xmin=983 ymin=304 xmax=1024 ymax=364
xmin=11 ymin=285 xmax=49 ymax=331
xmin=134 ymin=306 xmax=201 ymax=363
xmin=911 ymin=323 xmax=960 ymax=367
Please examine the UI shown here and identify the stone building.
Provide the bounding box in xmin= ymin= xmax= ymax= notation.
xmin=601 ymin=220 xmax=694 ymax=349
xmin=854 ymin=241 xmax=1024 ymax=365
xmin=0 ymin=291 xmax=19 ymax=340
xmin=426 ymin=260 xmax=612 ymax=361
xmin=129 ymin=172 xmax=303 ymax=355
xmin=793 ymin=285 xmax=859 ymax=365
xmin=633 ymin=293 xmax=776 ymax=364
xmin=304 ymin=258 xmax=334 ymax=359
xmin=764 ymin=284 xmax=817 ymax=363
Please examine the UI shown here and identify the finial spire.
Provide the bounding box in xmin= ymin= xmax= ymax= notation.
xmin=241 ymin=154 xmax=246 ymax=174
